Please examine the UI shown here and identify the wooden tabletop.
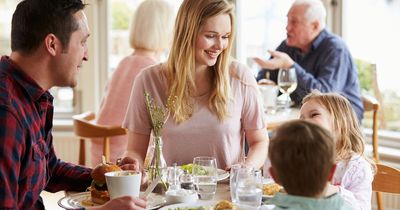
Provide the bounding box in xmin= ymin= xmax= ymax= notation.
xmin=265 ymin=108 xmax=300 ymax=131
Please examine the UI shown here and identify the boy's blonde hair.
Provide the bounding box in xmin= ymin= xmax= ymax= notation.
xmin=269 ymin=120 xmax=335 ymax=197
xmin=302 ymin=90 xmax=371 ymax=164
xmin=129 ymin=0 xmax=175 ymax=51
xmin=165 ymin=0 xmax=235 ymax=123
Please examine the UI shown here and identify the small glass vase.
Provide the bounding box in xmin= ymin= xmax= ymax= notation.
xmin=145 ymin=135 xmax=168 ymax=194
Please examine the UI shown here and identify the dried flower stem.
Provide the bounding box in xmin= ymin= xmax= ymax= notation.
xmin=144 ymin=92 xmax=169 ymax=191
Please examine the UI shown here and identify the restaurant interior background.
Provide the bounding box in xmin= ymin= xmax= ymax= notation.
xmin=1 ymin=0 xmax=400 ymax=209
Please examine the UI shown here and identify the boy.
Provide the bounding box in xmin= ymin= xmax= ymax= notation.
xmin=268 ymin=120 xmax=352 ymax=210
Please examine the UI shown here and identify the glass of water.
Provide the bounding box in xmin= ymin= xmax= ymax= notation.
xmin=192 ymin=156 xmax=218 ymax=200
xmin=230 ymin=164 xmax=245 ymax=204
xmin=235 ymin=168 xmax=263 ymax=209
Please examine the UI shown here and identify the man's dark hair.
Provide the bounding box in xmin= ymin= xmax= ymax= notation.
xmin=11 ymin=0 xmax=87 ymax=54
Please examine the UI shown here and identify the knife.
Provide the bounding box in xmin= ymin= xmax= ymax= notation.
xmin=143 ymin=176 xmax=162 ymax=198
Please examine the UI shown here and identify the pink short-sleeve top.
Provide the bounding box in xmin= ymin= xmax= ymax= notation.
xmin=123 ymin=60 xmax=266 ymax=169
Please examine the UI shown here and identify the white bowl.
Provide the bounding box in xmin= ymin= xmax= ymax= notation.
xmin=165 ymin=189 xmax=198 ymax=204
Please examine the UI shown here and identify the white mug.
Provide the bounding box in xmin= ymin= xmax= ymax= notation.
xmin=105 ymin=170 xmax=142 ymax=199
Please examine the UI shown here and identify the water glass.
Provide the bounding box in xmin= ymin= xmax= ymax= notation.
xmin=230 ymin=164 xmax=244 ymax=204
xmin=167 ymin=164 xmax=183 ymax=191
xmin=192 ymin=156 xmax=218 ymax=200
xmin=235 ymin=168 xmax=263 ymax=209
xmin=258 ymin=84 xmax=279 ymax=114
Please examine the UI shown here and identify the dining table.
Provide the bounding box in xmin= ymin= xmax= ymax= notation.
xmin=156 ymin=181 xmax=275 ymax=210
xmin=265 ymin=108 xmax=300 ymax=131
xmin=58 ymin=180 xmax=275 ymax=210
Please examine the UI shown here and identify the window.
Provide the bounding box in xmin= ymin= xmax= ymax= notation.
xmin=342 ymin=0 xmax=400 ymax=131
xmin=236 ymin=0 xmax=294 ymax=77
xmin=0 ymin=0 xmax=77 ymax=118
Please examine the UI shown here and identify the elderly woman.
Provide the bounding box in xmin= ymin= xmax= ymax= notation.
xmin=91 ymin=0 xmax=175 ymax=165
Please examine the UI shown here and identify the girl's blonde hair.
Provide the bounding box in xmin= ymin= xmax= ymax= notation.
xmin=302 ymin=91 xmax=371 ymax=164
xmin=129 ymin=0 xmax=175 ymax=51
xmin=165 ymin=0 xmax=235 ymax=123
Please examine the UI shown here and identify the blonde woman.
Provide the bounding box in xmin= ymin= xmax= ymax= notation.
xmin=122 ymin=0 xmax=268 ymax=170
xmin=91 ymin=0 xmax=175 ymax=165
xmin=300 ymin=90 xmax=375 ymax=210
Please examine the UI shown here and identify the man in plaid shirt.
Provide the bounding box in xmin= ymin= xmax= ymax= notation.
xmin=0 ymin=0 xmax=145 ymax=209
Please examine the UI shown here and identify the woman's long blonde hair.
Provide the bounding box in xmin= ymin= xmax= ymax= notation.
xmin=165 ymin=0 xmax=235 ymax=123
xmin=302 ymin=91 xmax=370 ymax=163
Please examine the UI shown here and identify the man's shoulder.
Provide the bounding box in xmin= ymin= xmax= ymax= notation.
xmin=320 ymin=30 xmax=347 ymax=49
xmin=0 ymin=68 xmax=24 ymax=117
xmin=0 ymin=70 xmax=13 ymax=106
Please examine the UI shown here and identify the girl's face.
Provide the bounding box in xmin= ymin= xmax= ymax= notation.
xmin=300 ymin=100 xmax=334 ymax=132
xmin=195 ymin=14 xmax=231 ymax=70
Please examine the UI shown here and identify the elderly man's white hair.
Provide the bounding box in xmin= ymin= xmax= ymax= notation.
xmin=293 ymin=0 xmax=327 ymax=29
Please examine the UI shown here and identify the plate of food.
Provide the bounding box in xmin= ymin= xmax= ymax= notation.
xmin=58 ymin=191 xmax=165 ymax=209
xmin=159 ymin=200 xmax=237 ymax=210
xmin=58 ymin=162 xmax=165 ymax=209
xmin=262 ymin=182 xmax=282 ymax=201
xmin=180 ymin=164 xmax=229 ymax=181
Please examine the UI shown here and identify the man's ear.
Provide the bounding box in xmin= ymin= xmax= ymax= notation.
xmin=311 ymin=20 xmax=320 ymax=32
xmin=327 ymin=163 xmax=337 ymax=182
xmin=44 ymin=34 xmax=58 ymax=56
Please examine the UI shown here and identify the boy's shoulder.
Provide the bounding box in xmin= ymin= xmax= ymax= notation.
xmin=270 ymin=193 xmax=353 ymax=210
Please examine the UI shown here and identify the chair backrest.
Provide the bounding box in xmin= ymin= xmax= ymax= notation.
xmin=361 ymin=94 xmax=380 ymax=162
xmin=72 ymin=111 xmax=127 ymax=164
xmin=372 ymin=163 xmax=400 ymax=194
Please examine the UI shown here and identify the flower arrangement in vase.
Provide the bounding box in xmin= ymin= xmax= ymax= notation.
xmin=144 ymin=92 xmax=169 ymax=193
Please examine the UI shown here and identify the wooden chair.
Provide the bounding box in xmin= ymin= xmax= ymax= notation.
xmin=72 ymin=111 xmax=127 ymax=165
xmin=362 ymin=94 xmax=383 ymax=210
xmin=372 ymin=163 xmax=400 ymax=210
xmin=362 ymin=95 xmax=380 ymax=162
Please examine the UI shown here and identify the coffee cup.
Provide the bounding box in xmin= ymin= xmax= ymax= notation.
xmin=105 ymin=170 xmax=142 ymax=199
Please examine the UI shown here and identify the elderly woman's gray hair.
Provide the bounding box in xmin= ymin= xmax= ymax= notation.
xmin=129 ymin=0 xmax=175 ymax=51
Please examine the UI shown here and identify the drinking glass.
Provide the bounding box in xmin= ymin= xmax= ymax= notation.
xmin=166 ymin=164 xmax=183 ymax=192
xmin=277 ymin=67 xmax=297 ymax=112
xmin=235 ymin=168 xmax=263 ymax=210
xmin=192 ymin=156 xmax=218 ymax=200
xmin=229 ymin=164 xmax=244 ymax=204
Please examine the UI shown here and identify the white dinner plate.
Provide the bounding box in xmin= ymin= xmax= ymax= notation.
xmin=57 ymin=192 xmax=165 ymax=210
xmin=217 ymin=168 xmax=229 ymax=181
xmin=159 ymin=201 xmax=216 ymax=210
xmin=180 ymin=165 xmax=229 ymax=182
xmin=160 ymin=201 xmax=274 ymax=210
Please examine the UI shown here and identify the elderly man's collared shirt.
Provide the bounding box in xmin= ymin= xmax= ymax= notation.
xmin=0 ymin=56 xmax=91 ymax=210
xmin=257 ymin=29 xmax=364 ymax=121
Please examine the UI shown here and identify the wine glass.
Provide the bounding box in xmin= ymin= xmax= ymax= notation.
xmin=192 ymin=156 xmax=218 ymax=200
xmin=277 ymin=67 xmax=297 ymax=112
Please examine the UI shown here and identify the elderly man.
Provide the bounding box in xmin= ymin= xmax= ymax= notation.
xmin=255 ymin=0 xmax=363 ymax=122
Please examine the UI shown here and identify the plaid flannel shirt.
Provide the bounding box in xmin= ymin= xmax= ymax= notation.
xmin=0 ymin=56 xmax=92 ymax=210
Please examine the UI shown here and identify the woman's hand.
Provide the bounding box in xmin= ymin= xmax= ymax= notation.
xmin=118 ymin=156 xmax=141 ymax=171
xmin=118 ymin=156 xmax=148 ymax=185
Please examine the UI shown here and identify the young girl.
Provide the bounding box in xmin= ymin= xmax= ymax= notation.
xmin=300 ymin=90 xmax=375 ymax=210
